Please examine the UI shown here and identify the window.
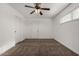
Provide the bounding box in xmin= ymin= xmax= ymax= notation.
xmin=60 ymin=7 xmax=79 ymax=24
xmin=73 ymin=8 xmax=79 ymax=20
xmin=60 ymin=13 xmax=72 ymax=23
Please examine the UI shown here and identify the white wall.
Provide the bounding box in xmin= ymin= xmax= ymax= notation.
xmin=0 ymin=3 xmax=26 ymax=54
xmin=53 ymin=4 xmax=79 ymax=54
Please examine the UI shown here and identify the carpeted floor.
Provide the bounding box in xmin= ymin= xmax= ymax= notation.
xmin=1 ymin=39 xmax=78 ymax=56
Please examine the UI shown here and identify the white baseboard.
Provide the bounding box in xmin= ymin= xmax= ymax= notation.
xmin=0 ymin=42 xmax=15 ymax=55
xmin=54 ymin=38 xmax=79 ymax=55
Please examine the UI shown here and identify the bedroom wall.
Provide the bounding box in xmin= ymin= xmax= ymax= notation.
xmin=0 ymin=3 xmax=26 ymax=54
xmin=53 ymin=3 xmax=79 ymax=54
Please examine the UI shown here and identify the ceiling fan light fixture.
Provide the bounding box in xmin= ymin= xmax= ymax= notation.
xmin=35 ymin=9 xmax=40 ymax=14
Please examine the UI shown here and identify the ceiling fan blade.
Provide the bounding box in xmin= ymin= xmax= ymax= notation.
xmin=25 ymin=5 xmax=35 ymax=8
xmin=30 ymin=10 xmax=35 ymax=14
xmin=40 ymin=11 xmax=43 ymax=15
xmin=40 ymin=8 xmax=50 ymax=10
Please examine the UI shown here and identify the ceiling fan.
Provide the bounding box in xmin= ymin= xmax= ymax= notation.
xmin=25 ymin=3 xmax=50 ymax=15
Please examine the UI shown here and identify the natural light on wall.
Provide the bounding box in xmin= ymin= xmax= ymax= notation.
xmin=60 ymin=8 xmax=79 ymax=24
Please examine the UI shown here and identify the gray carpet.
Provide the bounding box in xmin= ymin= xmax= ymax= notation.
xmin=1 ymin=39 xmax=78 ymax=56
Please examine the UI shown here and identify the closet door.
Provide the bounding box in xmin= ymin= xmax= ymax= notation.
xmin=32 ymin=23 xmax=39 ymax=39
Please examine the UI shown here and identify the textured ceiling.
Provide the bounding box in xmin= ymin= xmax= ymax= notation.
xmin=9 ymin=3 xmax=69 ymax=18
